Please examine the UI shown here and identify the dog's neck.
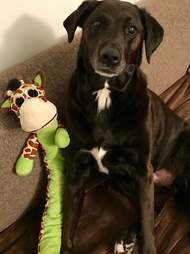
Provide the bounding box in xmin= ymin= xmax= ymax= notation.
xmin=67 ymin=54 xmax=149 ymax=146
xmin=76 ymin=54 xmax=148 ymax=108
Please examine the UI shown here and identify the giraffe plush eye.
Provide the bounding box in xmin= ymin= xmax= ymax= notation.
xmin=28 ymin=89 xmax=38 ymax=97
xmin=15 ymin=97 xmax=24 ymax=107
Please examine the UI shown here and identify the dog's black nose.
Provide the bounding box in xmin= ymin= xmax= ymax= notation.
xmin=99 ymin=47 xmax=121 ymax=66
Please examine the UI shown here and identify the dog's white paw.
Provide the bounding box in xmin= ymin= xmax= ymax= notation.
xmin=114 ymin=240 xmax=135 ymax=254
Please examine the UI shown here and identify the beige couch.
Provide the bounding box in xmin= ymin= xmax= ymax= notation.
xmin=0 ymin=0 xmax=190 ymax=243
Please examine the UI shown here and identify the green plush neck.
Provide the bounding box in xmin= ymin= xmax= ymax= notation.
xmin=37 ymin=118 xmax=65 ymax=254
xmin=36 ymin=118 xmax=59 ymax=144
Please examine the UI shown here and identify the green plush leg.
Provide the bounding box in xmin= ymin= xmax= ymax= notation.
xmin=54 ymin=128 xmax=70 ymax=148
xmin=16 ymin=155 xmax=34 ymax=176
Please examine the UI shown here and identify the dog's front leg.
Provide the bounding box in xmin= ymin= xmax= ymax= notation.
xmin=61 ymin=150 xmax=93 ymax=253
xmin=139 ymin=162 xmax=156 ymax=254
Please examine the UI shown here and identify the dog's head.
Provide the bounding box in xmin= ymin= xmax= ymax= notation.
xmin=64 ymin=0 xmax=164 ymax=78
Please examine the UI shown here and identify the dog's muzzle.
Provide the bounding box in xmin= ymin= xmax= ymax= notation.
xmin=99 ymin=46 xmax=121 ymax=67
xmin=94 ymin=45 xmax=125 ymax=77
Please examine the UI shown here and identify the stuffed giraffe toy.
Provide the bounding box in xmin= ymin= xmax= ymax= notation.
xmin=1 ymin=72 xmax=70 ymax=254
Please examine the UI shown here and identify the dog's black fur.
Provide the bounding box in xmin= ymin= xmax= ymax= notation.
xmin=63 ymin=0 xmax=190 ymax=253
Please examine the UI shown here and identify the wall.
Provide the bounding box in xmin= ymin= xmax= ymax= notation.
xmin=0 ymin=0 xmax=145 ymax=71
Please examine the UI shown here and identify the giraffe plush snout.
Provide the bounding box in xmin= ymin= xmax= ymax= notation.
xmin=20 ymin=97 xmax=57 ymax=132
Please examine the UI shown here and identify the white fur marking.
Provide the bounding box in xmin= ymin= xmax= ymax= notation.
xmin=114 ymin=241 xmax=125 ymax=253
xmin=114 ymin=241 xmax=135 ymax=254
xmin=125 ymin=243 xmax=135 ymax=253
xmin=90 ymin=147 xmax=109 ymax=174
xmin=93 ymin=81 xmax=111 ymax=113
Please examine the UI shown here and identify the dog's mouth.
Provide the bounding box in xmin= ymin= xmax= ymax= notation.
xmin=95 ymin=68 xmax=121 ymax=78
xmin=94 ymin=63 xmax=126 ymax=78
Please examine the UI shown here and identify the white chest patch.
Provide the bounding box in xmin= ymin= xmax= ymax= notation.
xmin=90 ymin=147 xmax=109 ymax=174
xmin=93 ymin=81 xmax=111 ymax=113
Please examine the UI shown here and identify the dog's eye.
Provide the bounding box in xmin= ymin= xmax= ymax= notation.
xmin=15 ymin=97 xmax=24 ymax=107
xmin=126 ymin=25 xmax=137 ymax=36
xmin=92 ymin=20 xmax=102 ymax=29
xmin=28 ymin=89 xmax=38 ymax=97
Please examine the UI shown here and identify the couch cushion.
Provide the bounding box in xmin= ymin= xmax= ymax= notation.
xmin=0 ymin=0 xmax=190 ymax=231
xmin=142 ymin=0 xmax=190 ymax=94
xmin=0 ymin=37 xmax=80 ymax=231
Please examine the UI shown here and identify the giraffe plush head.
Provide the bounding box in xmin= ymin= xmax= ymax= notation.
xmin=1 ymin=72 xmax=57 ymax=132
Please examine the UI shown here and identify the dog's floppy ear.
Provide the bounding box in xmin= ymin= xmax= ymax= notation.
xmin=141 ymin=9 xmax=164 ymax=63
xmin=64 ymin=0 xmax=100 ymax=42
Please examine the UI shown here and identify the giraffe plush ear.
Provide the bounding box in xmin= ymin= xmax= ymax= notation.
xmin=1 ymin=98 xmax=11 ymax=109
xmin=34 ymin=72 xmax=45 ymax=87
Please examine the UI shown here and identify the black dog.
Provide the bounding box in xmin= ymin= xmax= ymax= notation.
xmin=63 ymin=0 xmax=190 ymax=253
